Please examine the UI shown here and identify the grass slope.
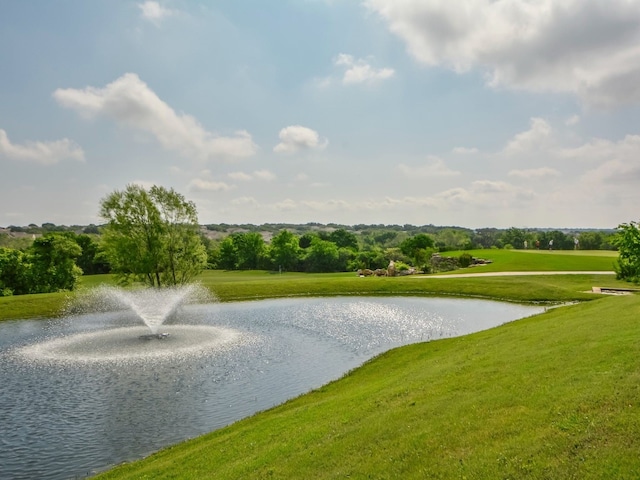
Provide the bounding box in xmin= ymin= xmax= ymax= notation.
xmin=95 ymin=294 xmax=640 ymax=479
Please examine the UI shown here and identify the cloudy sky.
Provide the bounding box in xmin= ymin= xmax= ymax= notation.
xmin=2 ymin=1 xmax=640 ymax=229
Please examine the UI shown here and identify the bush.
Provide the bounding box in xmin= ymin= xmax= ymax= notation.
xmin=458 ymin=252 xmax=473 ymax=268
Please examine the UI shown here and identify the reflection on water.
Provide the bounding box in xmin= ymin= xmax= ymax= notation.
xmin=0 ymin=297 xmax=544 ymax=479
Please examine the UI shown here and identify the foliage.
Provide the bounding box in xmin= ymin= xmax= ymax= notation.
xmin=612 ymin=221 xmax=640 ymax=282
xmin=29 ymin=233 xmax=83 ymax=293
xmin=99 ymin=184 xmax=207 ymax=287
xmin=399 ymin=233 xmax=435 ymax=266
xmin=0 ymin=233 xmax=83 ymax=295
xmin=94 ymin=292 xmax=640 ymax=480
xmin=0 ymin=247 xmax=31 ymax=295
xmin=74 ymin=234 xmax=110 ymax=275
xmin=328 ymin=228 xmax=358 ymax=250
xmin=303 ymin=238 xmax=341 ymax=272
xmin=458 ymin=252 xmax=473 ymax=268
xmin=269 ymin=230 xmax=301 ymax=271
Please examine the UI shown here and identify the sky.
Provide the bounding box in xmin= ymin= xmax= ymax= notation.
xmin=2 ymin=1 xmax=640 ymax=229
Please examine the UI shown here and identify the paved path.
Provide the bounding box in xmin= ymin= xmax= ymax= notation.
xmin=416 ymin=271 xmax=615 ymax=279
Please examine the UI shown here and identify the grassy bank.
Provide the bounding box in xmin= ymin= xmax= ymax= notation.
xmin=95 ymin=293 xmax=640 ymax=479
xmin=2 ymin=249 xmax=638 ymax=477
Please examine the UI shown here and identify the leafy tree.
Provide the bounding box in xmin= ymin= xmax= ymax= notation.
xmin=217 ymin=236 xmax=238 ymax=270
xmin=234 ymin=232 xmax=266 ymax=270
xmin=303 ymin=238 xmax=340 ymax=272
xmin=434 ymin=228 xmax=473 ymax=251
xmin=29 ymin=233 xmax=83 ymax=292
xmin=74 ymin=234 xmax=110 ymax=275
xmin=0 ymin=247 xmax=30 ymax=295
xmin=399 ymin=233 xmax=435 ymax=266
xmin=99 ymin=184 xmax=207 ymax=287
xmin=329 ymin=228 xmax=358 ymax=250
xmin=269 ymin=230 xmax=301 ymax=271
xmin=299 ymin=233 xmax=316 ymax=249
xmin=500 ymin=227 xmax=527 ymax=250
xmin=612 ymin=221 xmax=640 ymax=282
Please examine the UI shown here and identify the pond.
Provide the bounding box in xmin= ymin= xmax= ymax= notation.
xmin=0 ymin=296 xmax=544 ymax=479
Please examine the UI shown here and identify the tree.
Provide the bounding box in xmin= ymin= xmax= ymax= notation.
xmin=29 ymin=233 xmax=83 ymax=292
xmin=234 ymin=232 xmax=266 ymax=270
xmin=399 ymin=233 xmax=435 ymax=266
xmin=329 ymin=228 xmax=358 ymax=250
xmin=0 ymin=247 xmax=30 ymax=295
xmin=99 ymin=184 xmax=207 ymax=287
xmin=500 ymin=227 xmax=527 ymax=249
xmin=613 ymin=221 xmax=640 ymax=283
xmin=269 ymin=230 xmax=301 ymax=271
xmin=74 ymin=234 xmax=110 ymax=275
xmin=303 ymin=238 xmax=340 ymax=272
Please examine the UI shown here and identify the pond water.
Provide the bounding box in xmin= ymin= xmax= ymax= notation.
xmin=0 ymin=296 xmax=544 ymax=479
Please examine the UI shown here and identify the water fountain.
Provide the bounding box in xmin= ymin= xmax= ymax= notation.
xmin=1 ymin=293 xmax=546 ymax=480
xmin=17 ymin=284 xmax=244 ymax=364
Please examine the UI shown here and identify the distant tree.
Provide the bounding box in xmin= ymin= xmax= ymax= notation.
xmin=0 ymin=247 xmax=30 ymax=295
xmin=29 ymin=233 xmax=83 ymax=292
xmin=269 ymin=230 xmax=301 ymax=271
xmin=400 ymin=233 xmax=435 ymax=265
xmin=329 ymin=228 xmax=358 ymax=250
xmin=74 ymin=234 xmax=110 ymax=275
xmin=434 ymin=228 xmax=473 ymax=251
xmin=500 ymin=227 xmax=527 ymax=249
xmin=613 ymin=221 xmax=640 ymax=283
xmin=99 ymin=184 xmax=207 ymax=287
xmin=83 ymin=224 xmax=100 ymax=235
xmin=299 ymin=233 xmax=316 ymax=249
xmin=537 ymin=230 xmax=573 ymax=250
xmin=303 ymin=238 xmax=340 ymax=272
xmin=473 ymin=228 xmax=502 ymax=249
xmin=217 ymin=236 xmax=238 ymax=270
xmin=234 ymin=232 xmax=266 ymax=270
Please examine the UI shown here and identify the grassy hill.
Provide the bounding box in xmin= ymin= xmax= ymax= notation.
xmin=94 ymin=293 xmax=640 ymax=479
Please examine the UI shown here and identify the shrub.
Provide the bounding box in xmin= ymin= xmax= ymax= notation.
xmin=458 ymin=252 xmax=473 ymax=268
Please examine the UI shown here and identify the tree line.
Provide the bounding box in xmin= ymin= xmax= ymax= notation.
xmin=0 ymin=184 xmax=622 ymax=296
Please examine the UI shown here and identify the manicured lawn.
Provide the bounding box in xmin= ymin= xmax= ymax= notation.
xmin=3 ymin=248 xmax=639 ymax=478
xmin=442 ymin=249 xmax=617 ymax=273
xmin=94 ymin=293 xmax=640 ymax=479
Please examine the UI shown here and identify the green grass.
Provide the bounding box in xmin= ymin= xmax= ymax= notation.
xmin=0 ymin=251 xmax=625 ymax=322
xmin=3 ymin=248 xmax=639 ymax=478
xmin=442 ymin=249 xmax=617 ymax=273
xmin=94 ymin=294 xmax=640 ymax=479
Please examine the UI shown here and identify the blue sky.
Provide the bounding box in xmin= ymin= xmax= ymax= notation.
xmin=2 ymin=0 xmax=640 ymax=229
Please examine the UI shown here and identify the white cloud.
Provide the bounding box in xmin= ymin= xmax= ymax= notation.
xmin=398 ymin=155 xmax=460 ymax=177
xmin=230 ymin=197 xmax=260 ymax=208
xmin=138 ymin=1 xmax=174 ymax=26
xmin=53 ymin=73 xmax=257 ymax=161
xmin=508 ymin=167 xmax=561 ymax=179
xmin=188 ymin=178 xmax=234 ymax=192
xmin=452 ymin=146 xmax=478 ymax=154
xmin=228 ymin=170 xmax=276 ymax=181
xmin=274 ymin=125 xmax=328 ymax=153
xmin=253 ymin=169 xmax=276 ymax=181
xmin=228 ymin=171 xmax=253 ymax=181
xmin=502 ymin=117 xmax=552 ymax=156
xmin=0 ymin=129 xmax=84 ymax=165
xmin=366 ymin=0 xmax=640 ymax=107
xmin=559 ymin=134 xmax=640 ymax=163
xmin=334 ymin=53 xmax=395 ymax=85
xmin=275 ymin=199 xmax=297 ymax=211
xmin=565 ymin=114 xmax=581 ymax=126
